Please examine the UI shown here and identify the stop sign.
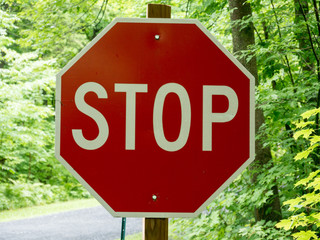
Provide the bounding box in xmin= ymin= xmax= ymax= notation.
xmin=55 ymin=18 xmax=255 ymax=218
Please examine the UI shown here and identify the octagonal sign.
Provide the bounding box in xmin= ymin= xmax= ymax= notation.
xmin=55 ymin=18 xmax=255 ymax=218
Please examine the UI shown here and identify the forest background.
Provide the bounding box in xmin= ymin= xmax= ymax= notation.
xmin=1 ymin=0 xmax=320 ymax=239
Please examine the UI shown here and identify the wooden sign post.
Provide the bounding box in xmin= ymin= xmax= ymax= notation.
xmin=144 ymin=4 xmax=171 ymax=240
xmin=147 ymin=3 xmax=171 ymax=18
xmin=143 ymin=218 xmax=168 ymax=240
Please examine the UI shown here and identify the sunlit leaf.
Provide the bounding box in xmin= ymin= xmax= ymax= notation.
xmin=301 ymin=108 xmax=320 ymax=119
xmin=292 ymin=230 xmax=318 ymax=240
xmin=293 ymin=129 xmax=314 ymax=140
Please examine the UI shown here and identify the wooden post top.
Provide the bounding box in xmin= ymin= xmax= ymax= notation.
xmin=147 ymin=4 xmax=171 ymax=18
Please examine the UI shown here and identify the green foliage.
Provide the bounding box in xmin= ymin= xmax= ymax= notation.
xmin=0 ymin=180 xmax=91 ymax=211
xmin=276 ymin=110 xmax=320 ymax=240
xmin=170 ymin=174 xmax=292 ymax=239
xmin=0 ymin=1 xmax=95 ymax=210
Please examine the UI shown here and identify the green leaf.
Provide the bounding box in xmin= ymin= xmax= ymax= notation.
xmin=293 ymin=129 xmax=314 ymax=140
xmin=292 ymin=230 xmax=318 ymax=240
xmin=295 ymin=149 xmax=312 ymax=161
xmin=301 ymin=108 xmax=320 ymax=119
xmin=301 ymin=193 xmax=320 ymax=206
xmin=310 ymin=136 xmax=320 ymax=145
xmin=276 ymin=219 xmax=293 ymax=230
xmin=283 ymin=197 xmax=302 ymax=211
xmin=294 ymin=144 xmax=319 ymax=161
xmin=310 ymin=213 xmax=320 ymax=227
xmin=295 ymin=121 xmax=315 ymax=129
xmin=307 ymin=177 xmax=320 ymax=191
xmin=295 ymin=170 xmax=320 ymax=186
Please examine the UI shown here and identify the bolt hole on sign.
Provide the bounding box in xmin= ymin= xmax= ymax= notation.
xmin=55 ymin=18 xmax=255 ymax=218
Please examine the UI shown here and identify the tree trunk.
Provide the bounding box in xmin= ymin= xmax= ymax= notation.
xmin=228 ymin=0 xmax=282 ymax=222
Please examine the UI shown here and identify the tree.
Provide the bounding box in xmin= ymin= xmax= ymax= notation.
xmin=228 ymin=0 xmax=282 ymax=222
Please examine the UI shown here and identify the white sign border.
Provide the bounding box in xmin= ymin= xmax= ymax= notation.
xmin=56 ymin=17 xmax=255 ymax=218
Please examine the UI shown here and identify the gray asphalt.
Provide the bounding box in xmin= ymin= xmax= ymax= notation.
xmin=0 ymin=206 xmax=142 ymax=240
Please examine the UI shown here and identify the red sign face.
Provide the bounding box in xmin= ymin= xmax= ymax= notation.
xmin=56 ymin=18 xmax=255 ymax=218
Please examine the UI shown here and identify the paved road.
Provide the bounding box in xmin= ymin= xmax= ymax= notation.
xmin=0 ymin=206 xmax=142 ymax=240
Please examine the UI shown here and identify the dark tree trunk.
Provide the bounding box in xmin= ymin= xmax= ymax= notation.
xmin=228 ymin=0 xmax=282 ymax=222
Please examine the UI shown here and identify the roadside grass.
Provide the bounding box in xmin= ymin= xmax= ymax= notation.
xmin=115 ymin=232 xmax=178 ymax=240
xmin=115 ymin=233 xmax=142 ymax=240
xmin=0 ymin=198 xmax=100 ymax=222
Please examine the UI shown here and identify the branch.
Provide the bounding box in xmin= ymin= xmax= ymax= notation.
xmin=298 ymin=0 xmax=320 ymax=65
xmin=68 ymin=0 xmax=100 ymax=31
xmin=312 ymin=0 xmax=320 ymax=36
xmin=270 ymin=0 xmax=295 ymax=86
xmin=298 ymin=0 xmax=320 ymax=133
xmin=253 ymin=24 xmax=263 ymax=43
xmin=93 ymin=0 xmax=108 ymax=28
xmin=185 ymin=0 xmax=191 ymax=18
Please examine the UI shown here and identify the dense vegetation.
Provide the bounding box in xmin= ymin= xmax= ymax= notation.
xmin=1 ymin=0 xmax=320 ymax=239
